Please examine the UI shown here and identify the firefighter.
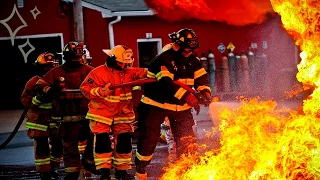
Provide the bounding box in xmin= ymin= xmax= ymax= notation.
xmin=21 ymin=52 xmax=62 ymax=179
xmin=80 ymin=45 xmax=147 ymax=180
xmin=34 ymin=42 xmax=94 ymax=180
xmin=135 ymin=28 xmax=212 ymax=180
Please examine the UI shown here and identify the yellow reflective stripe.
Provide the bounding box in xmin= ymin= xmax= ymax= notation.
xmin=49 ymin=122 xmax=58 ymax=129
xmin=197 ymin=85 xmax=211 ymax=92
xmin=43 ymin=86 xmax=51 ymax=93
xmin=147 ymin=71 xmax=155 ymax=78
xmin=52 ymin=116 xmax=61 ymax=120
xmin=104 ymin=95 xmax=120 ymax=102
xmin=86 ymin=113 xmax=113 ymax=124
xmin=50 ymin=155 xmax=62 ymax=163
xmin=113 ymin=157 xmax=132 ymax=165
xmin=132 ymin=86 xmax=141 ymax=90
xmin=32 ymin=96 xmax=41 ymax=105
xmin=65 ymin=167 xmax=81 ymax=173
xmin=90 ymin=87 xmax=103 ymax=98
xmin=35 ymin=157 xmax=50 ymax=165
xmin=114 ymin=116 xmax=135 ymax=123
xmin=174 ymin=87 xmax=187 ymax=100
xmin=26 ymin=122 xmax=48 ymax=131
xmin=194 ymin=68 xmax=207 ymax=79
xmin=38 ymin=103 xmax=52 ymax=109
xmin=177 ymin=78 xmax=194 ymax=85
xmin=120 ymin=93 xmax=132 ymax=100
xmin=136 ymin=152 xmax=153 ymax=161
xmin=141 ymin=96 xmax=191 ymax=111
xmin=156 ymin=70 xmax=174 ymax=80
xmin=78 ymin=145 xmax=86 ymax=152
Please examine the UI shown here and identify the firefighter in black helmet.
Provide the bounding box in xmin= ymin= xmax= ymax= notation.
xmin=135 ymin=28 xmax=212 ymax=180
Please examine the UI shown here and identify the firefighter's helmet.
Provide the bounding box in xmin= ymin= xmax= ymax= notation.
xmin=162 ymin=43 xmax=173 ymax=52
xmin=102 ymin=45 xmax=134 ymax=64
xmin=35 ymin=52 xmax=58 ymax=67
xmin=168 ymin=28 xmax=199 ymax=50
xmin=63 ymin=41 xmax=85 ymax=61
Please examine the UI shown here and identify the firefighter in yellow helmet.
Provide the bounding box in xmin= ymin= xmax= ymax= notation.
xmin=21 ymin=52 xmax=62 ymax=179
xmin=34 ymin=42 xmax=95 ymax=179
xmin=80 ymin=45 xmax=148 ymax=180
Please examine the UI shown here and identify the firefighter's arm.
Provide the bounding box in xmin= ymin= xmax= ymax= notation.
xmin=130 ymin=67 xmax=148 ymax=80
xmin=34 ymin=71 xmax=55 ymax=97
xmin=21 ymin=78 xmax=37 ymax=107
xmin=80 ymin=70 xmax=113 ymax=100
xmin=193 ymin=60 xmax=212 ymax=104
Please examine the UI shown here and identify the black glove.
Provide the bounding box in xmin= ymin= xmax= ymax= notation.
xmin=199 ymin=89 xmax=212 ymax=106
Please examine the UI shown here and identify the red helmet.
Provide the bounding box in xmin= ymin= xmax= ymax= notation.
xmin=168 ymin=28 xmax=199 ymax=50
xmin=63 ymin=41 xmax=85 ymax=61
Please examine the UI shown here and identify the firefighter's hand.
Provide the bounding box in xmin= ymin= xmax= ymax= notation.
xmin=199 ymin=89 xmax=212 ymax=106
xmin=194 ymin=104 xmax=200 ymax=115
xmin=185 ymin=93 xmax=199 ymax=107
xmin=99 ymin=83 xmax=114 ymax=96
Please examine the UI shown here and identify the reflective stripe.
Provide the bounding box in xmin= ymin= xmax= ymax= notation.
xmin=141 ymin=96 xmax=191 ymax=111
xmin=95 ymin=152 xmax=113 ymax=166
xmin=50 ymin=155 xmax=62 ymax=163
xmin=156 ymin=70 xmax=174 ymax=80
xmin=120 ymin=92 xmax=132 ymax=100
xmin=147 ymin=71 xmax=155 ymax=78
xmin=32 ymin=96 xmax=41 ymax=105
xmin=136 ymin=152 xmax=153 ymax=161
xmin=26 ymin=122 xmax=48 ymax=131
xmin=38 ymin=103 xmax=52 ymax=109
xmin=132 ymin=86 xmax=141 ymax=90
xmin=49 ymin=122 xmax=59 ymax=129
xmin=114 ymin=116 xmax=135 ymax=124
xmin=90 ymin=87 xmax=103 ymax=97
xmin=104 ymin=95 xmax=120 ymax=102
xmin=52 ymin=116 xmax=61 ymax=121
xmin=65 ymin=167 xmax=81 ymax=173
xmin=86 ymin=113 xmax=113 ymax=124
xmin=197 ymin=85 xmax=211 ymax=92
xmin=177 ymin=78 xmax=194 ymax=86
xmin=43 ymin=86 xmax=51 ymax=93
xmin=113 ymin=157 xmax=132 ymax=165
xmin=194 ymin=68 xmax=207 ymax=79
xmin=35 ymin=157 xmax=50 ymax=165
xmin=174 ymin=87 xmax=187 ymax=100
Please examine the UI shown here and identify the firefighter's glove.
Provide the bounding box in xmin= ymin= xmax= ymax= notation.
xmin=199 ymin=89 xmax=212 ymax=107
xmin=185 ymin=93 xmax=199 ymax=108
xmin=99 ymin=83 xmax=114 ymax=97
xmin=194 ymin=104 xmax=200 ymax=115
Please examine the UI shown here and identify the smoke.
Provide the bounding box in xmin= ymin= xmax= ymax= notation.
xmin=144 ymin=0 xmax=274 ymax=26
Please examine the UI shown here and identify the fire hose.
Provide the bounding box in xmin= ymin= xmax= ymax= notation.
xmin=0 ymin=107 xmax=29 ymax=150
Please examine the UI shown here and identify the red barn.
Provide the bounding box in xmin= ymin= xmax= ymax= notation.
xmin=0 ymin=0 xmax=298 ymax=109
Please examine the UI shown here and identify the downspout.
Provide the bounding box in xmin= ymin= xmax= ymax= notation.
xmin=108 ymin=16 xmax=121 ymax=48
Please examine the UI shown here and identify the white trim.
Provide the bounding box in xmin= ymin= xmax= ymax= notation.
xmin=137 ymin=38 xmax=162 ymax=67
xmin=0 ymin=33 xmax=64 ymax=63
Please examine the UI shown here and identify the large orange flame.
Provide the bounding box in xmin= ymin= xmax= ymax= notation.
xmin=159 ymin=0 xmax=320 ymax=179
xmin=144 ymin=0 xmax=273 ymax=26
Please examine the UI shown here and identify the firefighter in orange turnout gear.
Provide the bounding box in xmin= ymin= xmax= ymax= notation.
xmin=80 ymin=45 xmax=147 ymax=180
xmin=34 ymin=42 xmax=94 ymax=179
xmin=135 ymin=28 xmax=212 ymax=180
xmin=21 ymin=52 xmax=62 ymax=180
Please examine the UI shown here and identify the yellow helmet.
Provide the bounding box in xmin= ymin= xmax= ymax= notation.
xmin=102 ymin=45 xmax=134 ymax=64
xmin=35 ymin=52 xmax=58 ymax=67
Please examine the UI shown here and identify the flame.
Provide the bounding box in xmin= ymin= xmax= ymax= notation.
xmin=144 ymin=0 xmax=273 ymax=25
xmin=158 ymin=0 xmax=320 ymax=179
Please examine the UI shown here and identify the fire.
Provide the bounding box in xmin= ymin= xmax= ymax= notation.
xmin=144 ymin=0 xmax=273 ymax=25
xmin=159 ymin=0 xmax=320 ymax=179
xmin=161 ymin=98 xmax=320 ymax=179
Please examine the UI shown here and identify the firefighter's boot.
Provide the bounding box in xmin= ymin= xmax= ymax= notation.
xmin=82 ymin=157 xmax=101 ymax=175
xmin=64 ymin=172 xmax=79 ymax=180
xmin=135 ymin=166 xmax=147 ymax=180
xmin=99 ymin=168 xmax=111 ymax=180
xmin=40 ymin=172 xmax=52 ymax=180
xmin=135 ymin=172 xmax=147 ymax=180
xmin=115 ymin=170 xmax=135 ymax=180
